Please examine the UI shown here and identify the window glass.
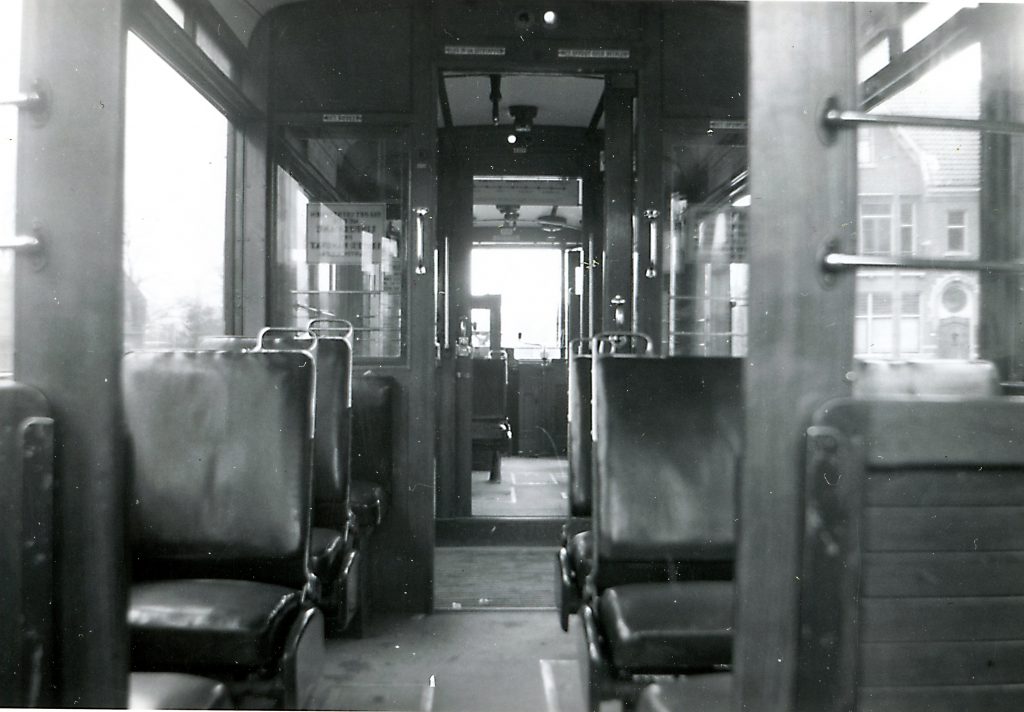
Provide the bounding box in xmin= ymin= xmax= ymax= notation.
xmin=470 ymin=247 xmax=561 ymax=360
xmin=855 ymin=42 xmax=980 ymax=360
xmin=274 ymin=130 xmax=408 ymax=359
xmin=154 ymin=0 xmax=186 ymax=27
xmin=124 ymin=32 xmax=228 ymax=349
xmin=196 ymin=24 xmax=234 ymax=78
xmin=0 ymin=0 xmax=23 ymax=376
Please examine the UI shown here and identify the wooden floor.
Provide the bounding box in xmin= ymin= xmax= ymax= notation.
xmin=312 ymin=541 xmax=599 ymax=712
xmin=471 ymin=456 xmax=568 ymax=518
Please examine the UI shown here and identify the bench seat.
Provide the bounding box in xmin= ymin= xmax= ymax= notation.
xmin=129 ymin=672 xmax=232 ymax=709
xmin=130 ymin=579 xmax=301 ymax=671
xmin=599 ymin=582 xmax=733 ymax=674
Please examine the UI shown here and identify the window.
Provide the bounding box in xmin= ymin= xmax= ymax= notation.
xmin=123 ymin=32 xmax=228 ymax=349
xmin=947 ymin=209 xmax=967 ymax=253
xmin=859 ymin=202 xmax=893 ymax=255
xmin=274 ymin=130 xmax=409 ymax=359
xmin=471 ymin=247 xmax=561 ymax=360
xmin=0 ymin=0 xmax=23 ymax=376
xmin=855 ymin=287 xmax=921 ymax=356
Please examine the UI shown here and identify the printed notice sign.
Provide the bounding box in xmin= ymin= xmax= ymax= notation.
xmin=306 ymin=202 xmax=386 ymax=264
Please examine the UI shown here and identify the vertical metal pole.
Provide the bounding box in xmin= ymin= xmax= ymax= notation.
xmin=737 ymin=4 xmax=856 ymax=711
xmin=15 ymin=1 xmax=129 ymax=706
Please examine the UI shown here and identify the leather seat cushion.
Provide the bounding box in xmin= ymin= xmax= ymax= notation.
xmin=129 ymin=672 xmax=231 ymax=709
xmin=568 ymin=530 xmax=593 ymax=580
xmin=599 ymin=582 xmax=733 ymax=674
xmin=310 ymin=527 xmax=346 ymax=583
xmin=130 ymin=579 xmax=301 ymax=671
xmin=351 ymin=480 xmax=386 ymax=529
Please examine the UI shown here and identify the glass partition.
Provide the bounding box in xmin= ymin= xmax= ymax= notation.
xmin=661 ymin=130 xmax=748 ymax=356
xmin=274 ymin=128 xmax=409 ymax=360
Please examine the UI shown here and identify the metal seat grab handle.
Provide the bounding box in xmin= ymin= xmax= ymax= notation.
xmin=307 ymin=318 xmax=355 ymax=342
xmin=255 ymin=326 xmax=317 ymax=352
xmin=592 ymin=331 xmax=653 ymax=355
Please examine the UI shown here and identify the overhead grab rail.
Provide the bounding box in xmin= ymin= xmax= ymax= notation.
xmin=822 ymin=96 xmax=1024 ymax=137
xmin=819 ymin=239 xmax=1024 ymax=276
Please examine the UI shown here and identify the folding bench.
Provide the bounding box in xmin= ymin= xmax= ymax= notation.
xmin=470 ymin=353 xmax=512 ymax=483
xmin=123 ymin=350 xmax=324 ymax=708
xmin=199 ymin=328 xmax=363 ymax=634
xmin=259 ymin=327 xmax=362 ymax=635
xmin=557 ymin=333 xmax=651 ymax=632
xmin=583 ymin=356 xmax=741 ymax=710
xmin=632 ymin=358 xmax=1008 ymax=712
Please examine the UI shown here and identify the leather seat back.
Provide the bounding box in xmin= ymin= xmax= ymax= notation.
xmin=352 ymin=375 xmax=394 ymax=494
xmin=568 ymin=351 xmax=593 ymax=517
xmin=124 ymin=350 xmax=315 ymax=589
xmin=471 ymin=357 xmax=508 ymax=421
xmin=592 ymin=356 xmax=743 ymax=576
xmin=308 ymin=336 xmax=353 ymax=530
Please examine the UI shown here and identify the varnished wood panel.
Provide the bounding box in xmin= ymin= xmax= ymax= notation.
xmin=857 ymin=684 xmax=1024 ymax=712
xmin=863 ymin=506 xmax=1024 ymax=552
xmin=862 ymin=551 xmax=1024 ymax=597
xmin=860 ymin=640 xmax=1024 ymax=686
xmin=862 ymin=597 xmax=1024 ymax=643
xmin=866 ymin=471 xmax=1024 ymax=507
xmin=853 ymin=399 xmax=1024 ymax=467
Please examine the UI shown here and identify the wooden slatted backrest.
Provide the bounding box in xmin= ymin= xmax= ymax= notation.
xmin=799 ymin=397 xmax=1024 ymax=712
xmin=0 ymin=382 xmax=55 ymax=706
xmin=592 ymin=356 xmax=743 ymax=586
xmin=124 ymin=350 xmax=315 ymax=590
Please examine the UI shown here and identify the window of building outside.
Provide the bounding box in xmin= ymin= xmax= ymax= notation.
xmin=855 ymin=39 xmax=980 ymax=360
xmin=123 ymin=32 xmax=228 ymax=349
xmin=471 ymin=247 xmax=561 ymax=360
xmin=947 ymin=209 xmax=967 ymax=253
xmin=0 ymin=0 xmax=23 ymax=376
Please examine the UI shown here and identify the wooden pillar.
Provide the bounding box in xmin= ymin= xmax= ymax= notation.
xmin=737 ymin=4 xmax=856 ymax=711
xmin=15 ymin=1 xmax=129 ymax=705
xmin=635 ymin=5 xmax=664 ymax=351
xmin=602 ymin=75 xmax=634 ymax=331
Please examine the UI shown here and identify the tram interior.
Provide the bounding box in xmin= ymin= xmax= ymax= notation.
xmin=4 ymin=1 xmax=1024 ymax=711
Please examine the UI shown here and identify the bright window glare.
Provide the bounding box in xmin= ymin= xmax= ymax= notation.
xmin=124 ymin=33 xmax=227 ymax=348
xmin=471 ymin=247 xmax=561 ymax=359
xmin=0 ymin=0 xmax=23 ymax=375
xmin=903 ymin=2 xmax=976 ymax=52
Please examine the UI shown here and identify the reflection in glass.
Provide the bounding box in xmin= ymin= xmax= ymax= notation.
xmin=855 ymin=43 xmax=980 ymax=360
xmin=275 ymin=131 xmax=408 ymax=359
xmin=123 ymin=33 xmax=228 ymax=350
